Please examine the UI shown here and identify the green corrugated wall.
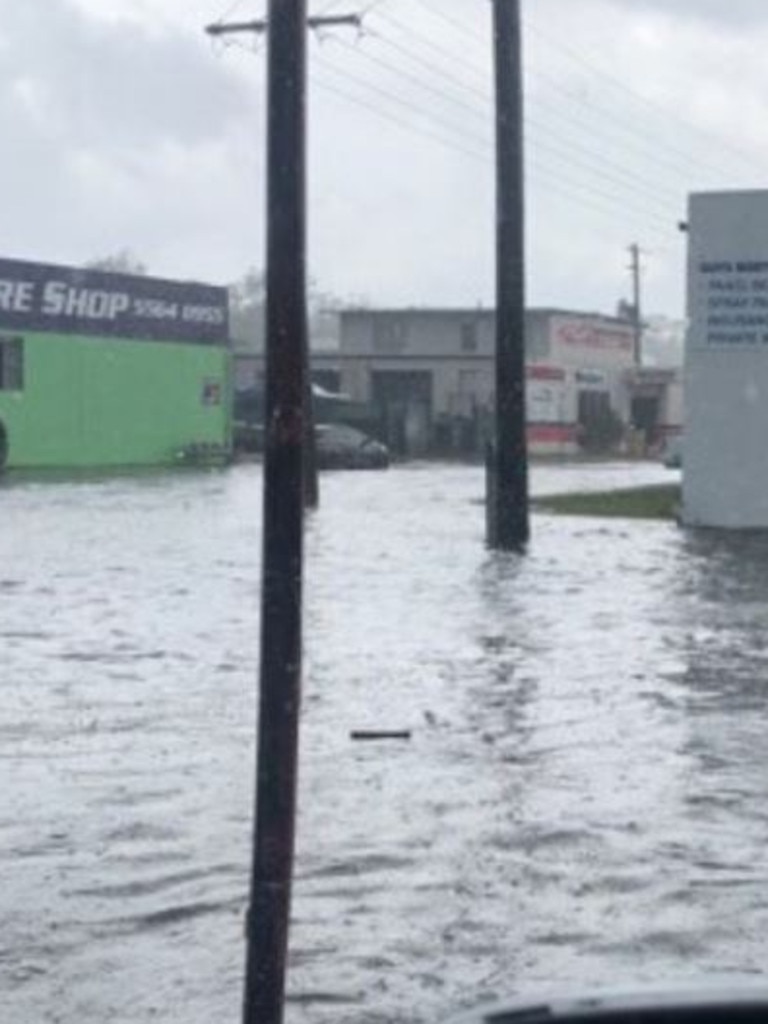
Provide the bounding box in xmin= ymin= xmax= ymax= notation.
xmin=0 ymin=331 xmax=231 ymax=468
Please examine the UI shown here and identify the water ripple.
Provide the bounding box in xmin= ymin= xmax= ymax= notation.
xmin=6 ymin=462 xmax=768 ymax=1023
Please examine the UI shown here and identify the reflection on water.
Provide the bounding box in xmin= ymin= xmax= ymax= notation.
xmin=4 ymin=462 xmax=768 ymax=1023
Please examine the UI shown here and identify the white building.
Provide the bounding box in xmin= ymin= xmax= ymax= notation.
xmin=684 ymin=190 xmax=768 ymax=528
xmin=316 ymin=307 xmax=679 ymax=456
xmin=235 ymin=306 xmax=683 ymax=457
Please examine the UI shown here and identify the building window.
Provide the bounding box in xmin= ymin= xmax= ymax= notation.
xmin=461 ymin=322 xmax=478 ymax=352
xmin=202 ymin=379 xmax=222 ymax=406
xmin=578 ymin=389 xmax=610 ymax=424
xmin=460 ymin=323 xmax=479 ymax=352
xmin=312 ymin=370 xmax=341 ymax=394
xmin=0 ymin=336 xmax=24 ymax=391
xmin=373 ymin=318 xmax=408 ymax=353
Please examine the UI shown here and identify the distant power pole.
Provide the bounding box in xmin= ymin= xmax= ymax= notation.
xmin=489 ymin=0 xmax=529 ymax=551
xmin=629 ymin=243 xmax=643 ymax=366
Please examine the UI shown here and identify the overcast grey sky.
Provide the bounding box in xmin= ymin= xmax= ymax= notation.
xmin=3 ymin=0 xmax=768 ymax=317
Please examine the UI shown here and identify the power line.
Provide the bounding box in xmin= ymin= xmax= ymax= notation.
xmin=216 ymin=0 xmax=251 ymax=24
xmin=318 ymin=0 xmax=388 ymax=17
xmin=313 ymin=67 xmax=675 ymax=242
xmin=369 ymin=15 xmax=491 ymax=100
xmin=317 ymin=0 xmax=347 ymax=15
xmin=311 ymin=72 xmax=489 ymax=162
xmin=313 ymin=53 xmax=492 ymax=147
xmin=323 ymin=43 xmax=683 ymax=214
xmin=365 ymin=14 xmax=732 ymax=192
xmin=374 ymin=8 xmax=491 ymax=87
xmin=393 ymin=0 xmax=761 ymax=181
xmin=528 ymin=169 xmax=675 ymax=241
xmin=313 ymin=60 xmax=678 ymax=234
xmin=329 ymin=32 xmax=488 ymax=119
xmin=527 ymin=154 xmax=677 ymax=233
xmin=317 ymin=54 xmax=682 ymax=223
xmin=523 ymin=67 xmax=729 ymax=187
xmin=527 ymin=130 xmax=682 ymax=213
xmin=213 ymin=24 xmax=678 ymax=245
xmin=524 ymin=18 xmax=761 ymax=176
xmin=409 ymin=0 xmax=487 ymax=45
xmin=408 ymin=0 xmax=487 ymax=45
xmin=361 ymin=0 xmax=394 ymax=15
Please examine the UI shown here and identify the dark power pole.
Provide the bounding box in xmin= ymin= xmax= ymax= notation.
xmin=245 ymin=3 xmax=308 ymax=1020
xmin=205 ymin=6 xmax=358 ymax=1024
xmin=205 ymin=10 xmax=360 ymax=512
xmin=629 ymin=242 xmax=643 ymax=366
xmin=489 ymin=0 xmax=529 ymax=550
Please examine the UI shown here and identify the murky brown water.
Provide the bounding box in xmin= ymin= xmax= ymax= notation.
xmin=5 ymin=461 xmax=768 ymax=1023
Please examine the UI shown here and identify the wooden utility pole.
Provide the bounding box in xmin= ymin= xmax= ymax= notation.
xmin=629 ymin=243 xmax=643 ymax=366
xmin=245 ymin=3 xmax=307 ymax=1019
xmin=489 ymin=0 xmax=529 ymax=550
xmin=205 ymin=12 xmax=359 ymax=511
xmin=205 ymin=6 xmax=358 ymax=1023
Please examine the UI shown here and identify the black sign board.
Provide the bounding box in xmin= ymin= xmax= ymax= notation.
xmin=0 ymin=257 xmax=229 ymax=345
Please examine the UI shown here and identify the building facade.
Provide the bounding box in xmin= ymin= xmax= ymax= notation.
xmin=0 ymin=258 xmax=231 ymax=469
xmin=235 ymin=305 xmax=683 ymax=457
xmin=322 ymin=307 xmax=679 ymax=456
xmin=683 ymin=190 xmax=768 ymax=527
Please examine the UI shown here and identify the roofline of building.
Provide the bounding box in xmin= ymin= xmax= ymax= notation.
xmin=338 ymin=306 xmax=631 ymax=324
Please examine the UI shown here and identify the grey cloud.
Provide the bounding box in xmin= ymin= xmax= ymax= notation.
xmin=0 ymin=0 xmax=253 ymax=271
xmin=606 ymin=0 xmax=768 ymax=26
xmin=3 ymin=0 xmax=249 ymax=153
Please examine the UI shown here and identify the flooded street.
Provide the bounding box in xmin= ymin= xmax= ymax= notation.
xmin=5 ymin=461 xmax=768 ymax=1023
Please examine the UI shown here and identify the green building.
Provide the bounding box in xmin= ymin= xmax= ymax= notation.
xmin=0 ymin=257 xmax=231 ymax=469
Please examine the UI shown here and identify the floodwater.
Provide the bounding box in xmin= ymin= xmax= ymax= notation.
xmin=4 ymin=460 xmax=768 ymax=1023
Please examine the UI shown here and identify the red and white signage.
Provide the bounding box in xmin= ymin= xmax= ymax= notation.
xmin=551 ymin=316 xmax=634 ymax=358
xmin=526 ymin=363 xmax=566 ymax=381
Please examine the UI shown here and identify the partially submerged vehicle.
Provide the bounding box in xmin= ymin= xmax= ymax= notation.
xmin=315 ymin=423 xmax=389 ymax=470
xmin=663 ymin=434 xmax=684 ymax=469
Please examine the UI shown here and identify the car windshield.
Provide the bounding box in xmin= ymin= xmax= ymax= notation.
xmin=3 ymin=2 xmax=763 ymax=1024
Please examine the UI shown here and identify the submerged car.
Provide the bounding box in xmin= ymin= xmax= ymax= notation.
xmin=315 ymin=424 xmax=389 ymax=470
xmin=233 ymin=419 xmax=389 ymax=469
xmin=663 ymin=434 xmax=684 ymax=468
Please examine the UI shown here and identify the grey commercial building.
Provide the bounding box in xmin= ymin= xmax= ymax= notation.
xmin=235 ymin=306 xmax=682 ymax=457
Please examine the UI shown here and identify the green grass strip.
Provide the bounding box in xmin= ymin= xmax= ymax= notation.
xmin=534 ymin=483 xmax=681 ymax=521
